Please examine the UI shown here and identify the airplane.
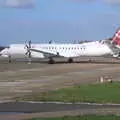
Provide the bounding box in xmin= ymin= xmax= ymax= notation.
xmin=0 ymin=28 xmax=120 ymax=64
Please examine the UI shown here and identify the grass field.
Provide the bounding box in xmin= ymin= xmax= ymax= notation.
xmin=27 ymin=115 xmax=120 ymax=120
xmin=16 ymin=82 xmax=120 ymax=103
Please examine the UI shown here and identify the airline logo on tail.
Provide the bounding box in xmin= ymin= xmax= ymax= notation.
xmin=112 ymin=28 xmax=120 ymax=45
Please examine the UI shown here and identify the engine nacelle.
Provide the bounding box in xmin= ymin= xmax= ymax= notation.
xmin=1 ymin=55 xmax=9 ymax=58
xmin=31 ymin=51 xmax=45 ymax=58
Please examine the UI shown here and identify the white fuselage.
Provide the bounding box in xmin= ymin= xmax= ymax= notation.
xmin=0 ymin=44 xmax=26 ymax=58
xmin=0 ymin=41 xmax=113 ymax=58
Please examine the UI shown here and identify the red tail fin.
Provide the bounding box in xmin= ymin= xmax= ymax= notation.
xmin=112 ymin=28 xmax=120 ymax=45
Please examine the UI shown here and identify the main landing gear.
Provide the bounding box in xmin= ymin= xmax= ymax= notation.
xmin=68 ymin=58 xmax=73 ymax=63
xmin=48 ymin=57 xmax=74 ymax=64
xmin=48 ymin=57 xmax=55 ymax=64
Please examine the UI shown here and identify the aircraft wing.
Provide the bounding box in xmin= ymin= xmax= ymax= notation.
xmin=30 ymin=48 xmax=63 ymax=58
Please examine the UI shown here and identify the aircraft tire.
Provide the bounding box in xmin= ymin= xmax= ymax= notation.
xmin=48 ymin=57 xmax=55 ymax=64
xmin=68 ymin=58 xmax=73 ymax=63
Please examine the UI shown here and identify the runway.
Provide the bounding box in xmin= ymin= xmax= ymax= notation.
xmin=1 ymin=56 xmax=120 ymax=64
xmin=0 ymin=57 xmax=120 ymax=119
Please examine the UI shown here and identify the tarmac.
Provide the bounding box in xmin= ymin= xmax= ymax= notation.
xmin=0 ymin=56 xmax=120 ymax=119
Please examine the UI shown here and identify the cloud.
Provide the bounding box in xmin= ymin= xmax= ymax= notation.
xmin=0 ymin=0 xmax=35 ymax=8
xmin=66 ymin=0 xmax=94 ymax=3
xmin=67 ymin=0 xmax=120 ymax=5
xmin=104 ymin=0 xmax=120 ymax=5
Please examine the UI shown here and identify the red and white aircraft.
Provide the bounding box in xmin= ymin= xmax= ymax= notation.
xmin=111 ymin=28 xmax=120 ymax=47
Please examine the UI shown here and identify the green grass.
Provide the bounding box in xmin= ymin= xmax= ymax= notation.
xmin=15 ymin=82 xmax=120 ymax=103
xmin=26 ymin=115 xmax=120 ymax=120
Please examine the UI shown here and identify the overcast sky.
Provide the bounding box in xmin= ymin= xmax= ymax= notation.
xmin=0 ymin=0 xmax=120 ymax=45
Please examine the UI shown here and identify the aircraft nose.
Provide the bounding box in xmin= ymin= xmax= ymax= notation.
xmin=0 ymin=46 xmax=9 ymax=56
